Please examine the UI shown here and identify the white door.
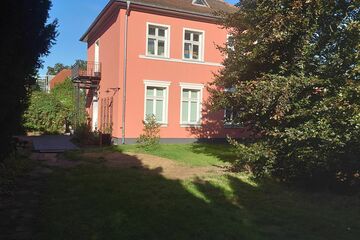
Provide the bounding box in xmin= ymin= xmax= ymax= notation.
xmin=92 ymin=97 xmax=99 ymax=131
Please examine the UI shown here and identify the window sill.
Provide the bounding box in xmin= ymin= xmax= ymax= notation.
xmin=145 ymin=54 xmax=170 ymax=59
xmin=139 ymin=55 xmax=222 ymax=67
xmin=144 ymin=121 xmax=168 ymax=127
xmin=182 ymin=58 xmax=204 ymax=63
xmin=180 ymin=123 xmax=201 ymax=128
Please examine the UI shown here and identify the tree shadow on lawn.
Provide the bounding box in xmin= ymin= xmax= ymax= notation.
xmin=34 ymin=152 xmax=360 ymax=240
xmin=190 ymin=142 xmax=239 ymax=165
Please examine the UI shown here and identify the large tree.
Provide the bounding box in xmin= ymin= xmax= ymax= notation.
xmin=0 ymin=0 xmax=57 ymax=160
xmin=211 ymin=0 xmax=359 ymax=187
xmin=47 ymin=63 xmax=70 ymax=75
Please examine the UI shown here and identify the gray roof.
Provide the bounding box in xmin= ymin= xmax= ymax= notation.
xmin=127 ymin=0 xmax=237 ymax=16
xmin=81 ymin=0 xmax=237 ymax=41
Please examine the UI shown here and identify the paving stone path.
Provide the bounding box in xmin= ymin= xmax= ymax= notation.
xmin=18 ymin=135 xmax=78 ymax=153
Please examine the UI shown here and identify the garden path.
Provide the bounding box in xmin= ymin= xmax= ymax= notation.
xmin=19 ymin=135 xmax=78 ymax=153
xmin=81 ymin=151 xmax=225 ymax=180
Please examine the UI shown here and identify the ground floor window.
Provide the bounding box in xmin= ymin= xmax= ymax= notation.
xmin=144 ymin=80 xmax=170 ymax=124
xmin=224 ymin=107 xmax=243 ymax=127
xmin=180 ymin=83 xmax=203 ymax=125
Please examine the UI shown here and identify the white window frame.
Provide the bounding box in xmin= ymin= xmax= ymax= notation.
xmin=224 ymin=107 xmax=235 ymax=126
xmin=143 ymin=80 xmax=171 ymax=125
xmin=94 ymin=39 xmax=100 ymax=63
xmin=179 ymin=82 xmax=204 ymax=126
xmin=94 ymin=39 xmax=100 ymax=72
xmin=192 ymin=0 xmax=209 ymax=7
xmin=224 ymin=107 xmax=243 ymax=128
xmin=182 ymin=28 xmax=205 ymax=62
xmin=227 ymin=34 xmax=235 ymax=52
xmin=146 ymin=22 xmax=171 ymax=58
xmin=223 ymin=87 xmax=242 ymax=128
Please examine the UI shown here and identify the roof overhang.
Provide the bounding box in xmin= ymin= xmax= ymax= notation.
xmin=80 ymin=0 xmax=223 ymax=42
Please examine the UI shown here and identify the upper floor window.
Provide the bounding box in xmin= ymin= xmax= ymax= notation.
xmin=183 ymin=29 xmax=204 ymax=61
xmin=147 ymin=23 xmax=170 ymax=58
xmin=192 ymin=0 xmax=209 ymax=7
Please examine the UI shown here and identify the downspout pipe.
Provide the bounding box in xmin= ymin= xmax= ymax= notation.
xmin=121 ymin=1 xmax=130 ymax=144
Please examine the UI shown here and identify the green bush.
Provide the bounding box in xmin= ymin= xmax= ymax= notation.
xmin=137 ymin=115 xmax=161 ymax=149
xmin=72 ymin=124 xmax=100 ymax=146
xmin=229 ymin=138 xmax=275 ymax=178
xmin=23 ymin=78 xmax=85 ymax=134
xmin=227 ymin=78 xmax=360 ymax=188
xmin=23 ymin=91 xmax=68 ymax=134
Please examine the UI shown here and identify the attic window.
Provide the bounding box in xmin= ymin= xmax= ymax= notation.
xmin=192 ymin=0 xmax=209 ymax=7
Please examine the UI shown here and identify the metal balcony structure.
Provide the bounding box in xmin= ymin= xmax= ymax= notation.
xmin=71 ymin=61 xmax=101 ymax=89
xmin=72 ymin=61 xmax=102 ymax=128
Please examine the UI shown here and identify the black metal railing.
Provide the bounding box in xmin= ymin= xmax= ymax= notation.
xmin=71 ymin=61 xmax=101 ymax=80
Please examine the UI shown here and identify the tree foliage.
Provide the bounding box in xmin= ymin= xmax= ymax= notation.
xmin=47 ymin=63 xmax=70 ymax=75
xmin=52 ymin=78 xmax=76 ymax=114
xmin=0 ymin=0 xmax=57 ymax=161
xmin=24 ymin=78 xmax=76 ymax=134
xmin=72 ymin=59 xmax=87 ymax=69
xmin=212 ymin=0 xmax=360 ymax=188
xmin=23 ymin=91 xmax=68 ymax=133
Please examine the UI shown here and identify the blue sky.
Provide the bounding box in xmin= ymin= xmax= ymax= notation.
xmin=40 ymin=0 xmax=239 ymax=75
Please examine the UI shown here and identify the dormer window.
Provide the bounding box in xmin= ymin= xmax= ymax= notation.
xmin=192 ymin=0 xmax=209 ymax=7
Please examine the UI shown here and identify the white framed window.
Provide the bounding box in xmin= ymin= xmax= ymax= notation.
xmin=224 ymin=107 xmax=237 ymax=125
xmin=146 ymin=23 xmax=170 ymax=58
xmin=224 ymin=107 xmax=243 ymax=128
xmin=143 ymin=80 xmax=171 ymax=124
xmin=192 ymin=0 xmax=209 ymax=7
xmin=94 ymin=40 xmax=100 ymax=72
xmin=180 ymin=83 xmax=204 ymax=125
xmin=95 ymin=40 xmax=100 ymax=62
xmin=183 ymin=28 xmax=205 ymax=61
xmin=227 ymin=34 xmax=235 ymax=51
xmin=223 ymin=87 xmax=242 ymax=127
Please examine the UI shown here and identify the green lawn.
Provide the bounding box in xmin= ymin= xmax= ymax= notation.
xmin=115 ymin=143 xmax=237 ymax=167
xmin=34 ymin=144 xmax=360 ymax=240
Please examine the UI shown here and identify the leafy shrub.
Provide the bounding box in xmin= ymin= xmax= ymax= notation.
xmin=137 ymin=115 xmax=161 ymax=149
xmin=226 ymin=77 xmax=360 ymax=188
xmin=23 ymin=91 xmax=68 ymax=134
xmin=23 ymin=78 xmax=85 ymax=134
xmin=229 ymin=138 xmax=275 ymax=178
xmin=72 ymin=124 xmax=100 ymax=146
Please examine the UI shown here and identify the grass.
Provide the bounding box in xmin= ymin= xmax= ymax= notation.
xmin=114 ymin=143 xmax=238 ymax=167
xmin=33 ymin=144 xmax=360 ymax=240
xmin=0 ymin=153 xmax=35 ymax=195
xmin=35 ymin=163 xmax=360 ymax=240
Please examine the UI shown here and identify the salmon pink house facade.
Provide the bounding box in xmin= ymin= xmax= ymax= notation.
xmin=72 ymin=0 xmax=246 ymax=144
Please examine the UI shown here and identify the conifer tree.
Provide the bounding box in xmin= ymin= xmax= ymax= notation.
xmin=0 ymin=0 xmax=57 ymax=160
